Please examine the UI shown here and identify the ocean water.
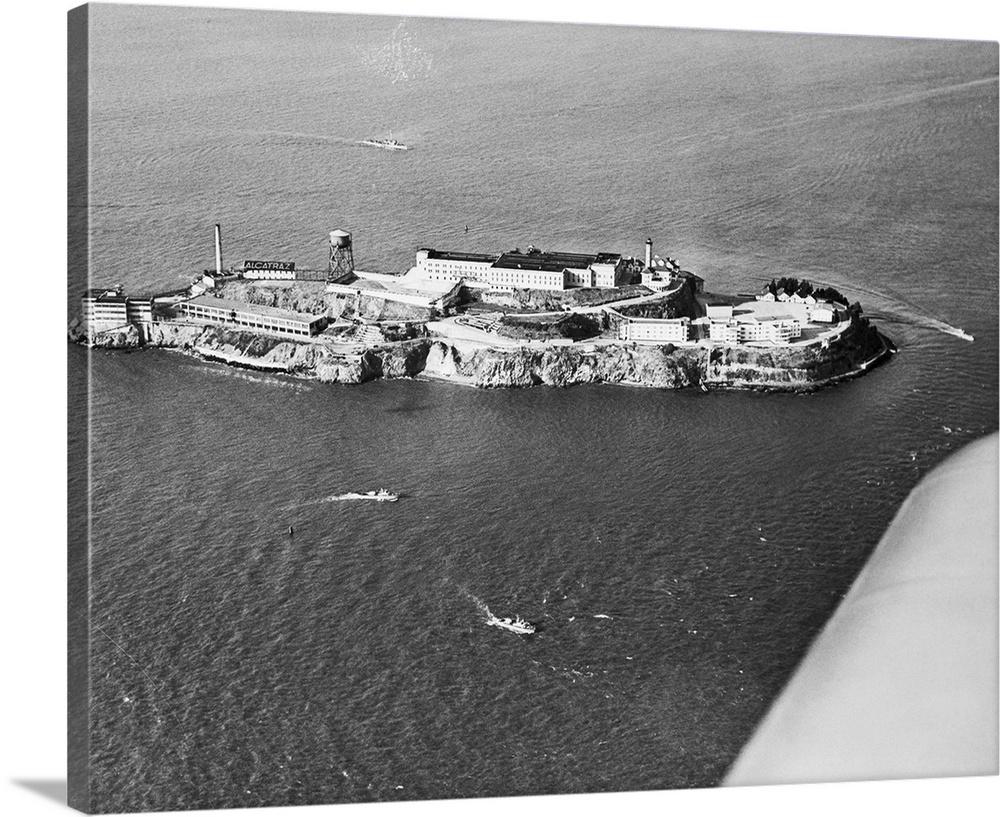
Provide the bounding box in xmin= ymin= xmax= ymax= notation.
xmin=72 ymin=5 xmax=998 ymax=812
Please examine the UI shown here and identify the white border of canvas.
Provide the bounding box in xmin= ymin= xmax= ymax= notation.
xmin=2 ymin=2 xmax=996 ymax=817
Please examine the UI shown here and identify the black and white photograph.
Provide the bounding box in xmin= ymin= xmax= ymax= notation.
xmin=4 ymin=1 xmax=1000 ymax=816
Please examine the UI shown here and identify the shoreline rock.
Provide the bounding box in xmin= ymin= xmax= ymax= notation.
xmin=72 ymin=312 xmax=892 ymax=393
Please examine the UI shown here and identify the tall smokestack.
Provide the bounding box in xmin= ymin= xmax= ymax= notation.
xmin=214 ymin=224 xmax=223 ymax=275
xmin=645 ymin=238 xmax=652 ymax=269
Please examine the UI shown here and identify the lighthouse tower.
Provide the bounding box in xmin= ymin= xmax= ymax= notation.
xmin=328 ymin=229 xmax=354 ymax=282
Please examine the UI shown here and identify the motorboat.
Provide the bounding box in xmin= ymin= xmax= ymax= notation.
xmin=358 ymin=137 xmax=410 ymax=151
xmin=345 ymin=489 xmax=399 ymax=501
xmin=486 ymin=614 xmax=535 ymax=635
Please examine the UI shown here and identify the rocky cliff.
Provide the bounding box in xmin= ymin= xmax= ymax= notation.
xmin=216 ymin=281 xmax=434 ymax=323
xmin=74 ymin=314 xmax=890 ymax=392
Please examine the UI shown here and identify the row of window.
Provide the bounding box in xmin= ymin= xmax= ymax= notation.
xmin=625 ymin=327 xmax=690 ymax=341
xmin=230 ymin=317 xmax=311 ymax=336
xmin=182 ymin=306 xmax=317 ymax=335
xmin=487 ymin=272 xmax=563 ymax=285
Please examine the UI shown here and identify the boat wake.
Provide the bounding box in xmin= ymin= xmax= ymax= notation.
xmin=281 ymin=490 xmax=399 ymax=510
xmin=801 ymin=278 xmax=975 ymax=343
xmin=747 ymin=272 xmax=975 ymax=343
xmin=255 ymin=130 xmax=359 ymax=148
xmin=868 ymin=311 xmax=974 ymax=342
xmin=465 ymin=592 xmax=493 ymax=619
xmin=464 ymin=592 xmax=535 ymax=635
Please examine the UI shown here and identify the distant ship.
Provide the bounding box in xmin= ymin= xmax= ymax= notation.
xmin=486 ymin=614 xmax=535 ymax=635
xmin=344 ymin=489 xmax=399 ymax=502
xmin=358 ymin=135 xmax=410 ymax=151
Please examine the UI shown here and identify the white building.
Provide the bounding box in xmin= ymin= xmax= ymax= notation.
xmin=81 ymin=288 xmax=129 ymax=333
xmin=734 ymin=315 xmax=802 ymax=343
xmin=705 ymin=304 xmax=734 ymax=321
xmin=178 ymin=294 xmax=329 ymax=337
xmin=704 ymin=314 xmax=802 ymax=345
xmin=415 ymin=247 xmax=629 ymax=291
xmin=640 ymin=269 xmax=674 ymax=290
xmin=414 ymin=249 xmax=498 ymax=284
xmin=810 ymin=306 xmax=839 ymax=323
xmin=709 ymin=320 xmax=741 ymax=344
xmin=618 ymin=316 xmax=690 ymax=343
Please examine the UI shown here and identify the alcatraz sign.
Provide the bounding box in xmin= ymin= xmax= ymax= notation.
xmin=243 ymin=260 xmax=296 ymax=271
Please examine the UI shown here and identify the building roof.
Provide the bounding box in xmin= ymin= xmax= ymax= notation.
xmin=420 ymin=248 xmax=622 ymax=272
xmin=624 ymin=316 xmax=689 ymax=325
xmin=83 ymin=288 xmax=127 ymax=303
xmin=593 ymin=252 xmax=623 ymax=265
xmin=183 ymin=294 xmax=324 ymax=323
xmin=735 ymin=313 xmax=797 ymax=324
xmin=420 ymin=249 xmax=499 ymax=263
xmin=493 ymin=250 xmax=598 ymax=272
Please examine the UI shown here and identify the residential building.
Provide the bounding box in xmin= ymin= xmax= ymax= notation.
xmin=81 ymin=288 xmax=129 ymax=333
xmin=705 ymin=304 xmax=734 ymax=321
xmin=618 ymin=316 xmax=691 ymax=343
xmin=709 ymin=320 xmax=741 ymax=344
xmin=810 ymin=306 xmax=839 ymax=323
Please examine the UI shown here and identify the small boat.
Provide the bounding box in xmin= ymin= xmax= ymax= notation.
xmin=358 ymin=135 xmax=410 ymax=151
xmin=486 ymin=614 xmax=535 ymax=635
xmin=345 ymin=489 xmax=399 ymax=502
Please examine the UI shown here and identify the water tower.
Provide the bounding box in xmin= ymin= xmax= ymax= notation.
xmin=328 ymin=229 xmax=354 ymax=282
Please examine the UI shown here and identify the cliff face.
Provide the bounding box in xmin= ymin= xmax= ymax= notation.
xmin=217 ymin=281 xmax=332 ymax=316
xmin=615 ymin=279 xmax=701 ymax=320
xmin=81 ymin=324 xmax=144 ymax=348
xmin=72 ymin=314 xmax=889 ymax=391
xmin=704 ymin=317 xmax=887 ymax=389
xmin=420 ymin=343 xmax=702 ymax=388
xmin=391 ymin=315 xmax=888 ymax=390
xmin=478 ymin=283 xmax=652 ymax=312
xmin=216 ymin=281 xmax=435 ymax=323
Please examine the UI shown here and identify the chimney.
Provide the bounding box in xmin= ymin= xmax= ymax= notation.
xmin=645 ymin=238 xmax=652 ymax=269
xmin=214 ymin=224 xmax=224 ymax=275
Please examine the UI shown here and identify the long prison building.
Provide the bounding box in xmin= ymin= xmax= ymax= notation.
xmin=177 ymin=295 xmax=329 ymax=337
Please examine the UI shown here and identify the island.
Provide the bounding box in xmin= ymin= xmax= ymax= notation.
xmin=69 ymin=227 xmax=894 ymax=391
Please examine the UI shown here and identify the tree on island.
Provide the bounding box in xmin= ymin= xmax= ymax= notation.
xmin=766 ymin=276 xmax=850 ymax=307
xmin=812 ymin=286 xmax=850 ymax=307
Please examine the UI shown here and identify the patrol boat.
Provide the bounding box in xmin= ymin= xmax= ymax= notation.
xmin=345 ymin=489 xmax=399 ymax=501
xmin=486 ymin=614 xmax=536 ymax=635
xmin=358 ymin=135 xmax=410 ymax=151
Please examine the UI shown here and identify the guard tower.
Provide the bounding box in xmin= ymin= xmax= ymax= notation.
xmin=328 ymin=229 xmax=354 ymax=282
